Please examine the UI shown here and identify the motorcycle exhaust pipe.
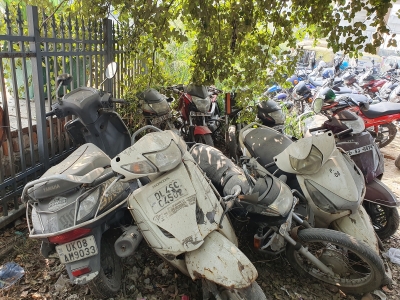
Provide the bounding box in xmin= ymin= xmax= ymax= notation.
xmin=114 ymin=226 xmax=143 ymax=258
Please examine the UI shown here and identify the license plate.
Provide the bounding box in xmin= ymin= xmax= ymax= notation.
xmin=56 ymin=235 xmax=98 ymax=264
xmin=190 ymin=111 xmax=211 ymax=117
xmin=147 ymin=179 xmax=188 ymax=214
xmin=150 ymin=113 xmax=171 ymax=125
xmin=347 ymin=144 xmax=374 ymax=156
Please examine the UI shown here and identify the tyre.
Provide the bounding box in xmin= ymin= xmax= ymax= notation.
xmin=368 ymin=123 xmax=397 ymax=148
xmin=226 ymin=125 xmax=238 ymax=161
xmin=364 ymin=202 xmax=400 ymax=240
xmin=395 ymin=154 xmax=400 ymax=169
xmin=286 ymin=228 xmax=385 ymax=294
xmin=219 ymin=282 xmax=266 ymax=300
xmin=88 ymin=234 xmax=122 ymax=299
xmin=195 ymin=133 xmax=214 ymax=146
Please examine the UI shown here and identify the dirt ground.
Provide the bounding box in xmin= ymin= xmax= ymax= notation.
xmin=1 ymin=134 xmax=400 ymax=300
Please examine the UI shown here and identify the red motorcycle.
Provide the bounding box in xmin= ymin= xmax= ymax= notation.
xmin=168 ymin=84 xmax=220 ymax=146
xmin=358 ymin=68 xmax=391 ymax=97
xmin=319 ymin=93 xmax=400 ymax=148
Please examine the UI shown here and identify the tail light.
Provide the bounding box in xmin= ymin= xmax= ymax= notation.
xmin=72 ymin=267 xmax=91 ymax=277
xmin=48 ymin=228 xmax=91 ymax=244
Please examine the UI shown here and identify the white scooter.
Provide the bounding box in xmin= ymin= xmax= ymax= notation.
xmin=109 ymin=125 xmax=266 ymax=299
xmin=238 ymin=124 xmax=381 ymax=254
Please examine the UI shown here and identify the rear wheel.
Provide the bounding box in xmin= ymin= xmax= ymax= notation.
xmin=368 ymin=123 xmax=397 ymax=148
xmin=88 ymin=233 xmax=122 ymax=299
xmin=218 ymin=282 xmax=266 ymax=300
xmin=286 ymin=228 xmax=385 ymax=294
xmin=195 ymin=133 xmax=214 ymax=146
xmin=364 ymin=202 xmax=400 ymax=240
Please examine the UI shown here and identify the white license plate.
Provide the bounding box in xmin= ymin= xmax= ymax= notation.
xmin=151 ymin=113 xmax=171 ymax=125
xmin=147 ymin=179 xmax=188 ymax=214
xmin=56 ymin=235 xmax=98 ymax=264
xmin=190 ymin=111 xmax=211 ymax=117
xmin=347 ymin=144 xmax=374 ymax=156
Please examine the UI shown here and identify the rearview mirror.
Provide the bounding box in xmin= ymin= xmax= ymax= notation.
xmin=105 ymin=62 xmax=118 ymax=79
xmin=56 ymin=73 xmax=73 ymax=86
xmin=312 ymin=98 xmax=324 ymax=114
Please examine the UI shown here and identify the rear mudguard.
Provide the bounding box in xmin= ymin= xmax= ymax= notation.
xmin=185 ymin=231 xmax=257 ymax=289
xmin=194 ymin=125 xmax=212 ymax=135
xmin=331 ymin=206 xmax=379 ymax=254
xmin=65 ymin=226 xmax=103 ymax=284
xmin=364 ymin=178 xmax=399 ymax=207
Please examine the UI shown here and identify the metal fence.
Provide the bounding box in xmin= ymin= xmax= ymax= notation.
xmin=0 ymin=5 xmax=137 ymax=228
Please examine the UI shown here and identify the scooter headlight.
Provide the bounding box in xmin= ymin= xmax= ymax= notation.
xmin=192 ymin=96 xmax=211 ymax=113
xmin=268 ymin=183 xmax=293 ymax=217
xmin=77 ymin=187 xmax=100 ymax=221
xmin=120 ymin=140 xmax=182 ymax=175
xmin=143 ymin=140 xmax=182 ymax=172
xmin=289 ymin=145 xmax=323 ymax=174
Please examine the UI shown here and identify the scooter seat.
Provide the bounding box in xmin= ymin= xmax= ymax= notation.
xmin=243 ymin=127 xmax=292 ymax=167
xmin=32 ymin=143 xmax=110 ymax=198
xmin=361 ymin=102 xmax=400 ymax=118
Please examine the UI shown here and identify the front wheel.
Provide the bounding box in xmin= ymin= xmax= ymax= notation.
xmin=286 ymin=228 xmax=385 ymax=294
xmin=88 ymin=234 xmax=122 ymax=299
xmin=368 ymin=123 xmax=397 ymax=148
xmin=364 ymin=202 xmax=400 ymax=240
xmin=218 ymin=282 xmax=266 ymax=300
xmin=195 ymin=133 xmax=214 ymax=146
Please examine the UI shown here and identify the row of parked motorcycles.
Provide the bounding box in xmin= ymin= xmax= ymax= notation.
xmin=21 ymin=61 xmax=399 ymax=299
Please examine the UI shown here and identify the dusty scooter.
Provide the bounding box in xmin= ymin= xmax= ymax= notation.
xmin=22 ymin=63 xmax=138 ymax=298
xmin=238 ymin=123 xmax=386 ymax=257
xmin=109 ymin=126 xmax=266 ymax=299
xmin=45 ymin=62 xmax=131 ymax=158
xmin=304 ymin=98 xmax=399 ymax=240
xmin=191 ymin=143 xmax=387 ymax=294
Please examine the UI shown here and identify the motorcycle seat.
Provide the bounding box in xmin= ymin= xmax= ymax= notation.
xmin=361 ymin=102 xmax=400 ymax=118
xmin=243 ymin=127 xmax=292 ymax=167
xmin=337 ymin=94 xmax=370 ymax=104
xmin=333 ymin=87 xmax=354 ymax=94
xmin=32 ymin=143 xmax=110 ymax=199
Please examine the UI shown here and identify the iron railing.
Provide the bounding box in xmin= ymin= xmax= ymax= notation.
xmin=0 ymin=5 xmax=137 ymax=228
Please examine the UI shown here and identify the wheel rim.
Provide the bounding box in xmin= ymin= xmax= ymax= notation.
xmin=292 ymin=241 xmax=373 ymax=286
xmin=369 ymin=125 xmax=394 ymax=147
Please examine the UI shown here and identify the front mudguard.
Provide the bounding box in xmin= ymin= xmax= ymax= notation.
xmin=331 ymin=206 xmax=379 ymax=254
xmin=185 ymin=231 xmax=257 ymax=289
xmin=194 ymin=125 xmax=212 ymax=136
xmin=364 ymin=178 xmax=399 ymax=207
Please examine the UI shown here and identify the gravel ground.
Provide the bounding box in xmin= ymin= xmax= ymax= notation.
xmin=0 ymin=133 xmax=400 ymax=300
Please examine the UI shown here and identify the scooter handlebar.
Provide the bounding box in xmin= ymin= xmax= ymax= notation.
xmin=110 ymin=98 xmax=127 ymax=104
xmin=335 ymin=128 xmax=353 ymax=138
xmin=45 ymin=111 xmax=55 ymax=118
xmin=309 ymin=126 xmax=326 ymax=133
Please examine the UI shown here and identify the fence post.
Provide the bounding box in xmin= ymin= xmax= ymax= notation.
xmin=103 ymin=18 xmax=113 ymax=92
xmin=27 ymin=5 xmax=49 ymax=170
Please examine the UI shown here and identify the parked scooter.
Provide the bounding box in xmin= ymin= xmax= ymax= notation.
xmin=237 ymin=123 xmax=387 ymax=258
xmin=45 ymin=62 xmax=131 ymax=158
xmin=191 ymin=143 xmax=387 ymax=294
xmin=303 ymin=106 xmax=399 ymax=240
xmin=109 ymin=126 xmax=267 ymax=299
xmin=22 ymin=63 xmax=140 ymax=298
xmin=22 ymin=143 xmax=139 ymax=298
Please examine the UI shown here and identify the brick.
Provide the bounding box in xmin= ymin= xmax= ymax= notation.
xmin=2 ymin=140 xmax=9 ymax=156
